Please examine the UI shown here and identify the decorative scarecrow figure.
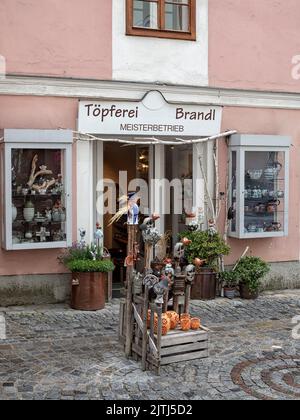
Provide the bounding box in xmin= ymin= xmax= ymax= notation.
xmin=108 ymin=192 xmax=140 ymax=226
xmin=127 ymin=192 xmax=140 ymax=225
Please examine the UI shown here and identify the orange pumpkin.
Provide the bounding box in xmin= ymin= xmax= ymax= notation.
xmin=181 ymin=317 xmax=191 ymax=331
xmin=190 ymin=318 xmax=201 ymax=330
xmin=154 ymin=314 xmax=171 ymax=335
xmin=161 ymin=324 xmax=169 ymax=336
xmin=166 ymin=311 xmax=179 ymax=330
xmin=180 ymin=313 xmax=191 ymax=320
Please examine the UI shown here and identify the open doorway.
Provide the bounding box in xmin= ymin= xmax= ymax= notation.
xmin=103 ymin=143 xmax=150 ymax=293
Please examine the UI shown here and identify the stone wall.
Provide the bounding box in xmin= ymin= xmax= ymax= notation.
xmin=0 ymin=261 xmax=299 ymax=307
xmin=0 ymin=274 xmax=71 ymax=307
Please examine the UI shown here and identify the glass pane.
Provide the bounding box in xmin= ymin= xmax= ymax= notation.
xmin=165 ymin=1 xmax=190 ymax=32
xmin=133 ymin=0 xmax=158 ymax=29
xmin=244 ymin=151 xmax=285 ymax=235
xmin=11 ymin=149 xmax=67 ymax=244
xmin=230 ymin=151 xmax=237 ymax=233
xmin=165 ymin=144 xmax=193 ymax=248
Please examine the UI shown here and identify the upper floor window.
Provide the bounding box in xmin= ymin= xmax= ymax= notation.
xmin=126 ymin=0 xmax=196 ymax=41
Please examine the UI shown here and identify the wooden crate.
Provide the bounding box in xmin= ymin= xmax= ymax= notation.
xmin=158 ymin=327 xmax=209 ymax=366
xmin=132 ymin=326 xmax=209 ymax=370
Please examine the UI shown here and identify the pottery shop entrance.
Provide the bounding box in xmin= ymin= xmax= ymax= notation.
xmin=103 ymin=143 xmax=151 ymax=295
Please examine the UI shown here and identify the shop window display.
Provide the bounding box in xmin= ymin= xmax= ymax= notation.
xmin=229 ymin=135 xmax=290 ymax=239
xmin=1 ymin=129 xmax=73 ymax=250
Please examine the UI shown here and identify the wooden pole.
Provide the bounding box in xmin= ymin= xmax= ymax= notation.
xmin=184 ymin=284 xmax=192 ymax=314
xmin=125 ymin=225 xmax=138 ymax=358
xmin=141 ymin=286 xmax=149 ymax=371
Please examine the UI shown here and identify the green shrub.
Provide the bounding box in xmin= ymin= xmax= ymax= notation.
xmin=67 ymin=259 xmax=115 ymax=273
xmin=219 ymin=270 xmax=238 ymax=288
xmin=59 ymin=243 xmax=103 ymax=265
xmin=180 ymin=230 xmax=230 ymax=271
xmin=235 ymin=256 xmax=270 ymax=292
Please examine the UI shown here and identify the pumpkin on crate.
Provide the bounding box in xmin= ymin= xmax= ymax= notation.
xmin=180 ymin=313 xmax=191 ymax=321
xmin=181 ymin=317 xmax=191 ymax=331
xmin=191 ymin=318 xmax=201 ymax=330
xmin=166 ymin=311 xmax=179 ymax=330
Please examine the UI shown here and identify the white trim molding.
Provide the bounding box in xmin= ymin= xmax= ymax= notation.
xmin=1 ymin=75 xmax=300 ymax=109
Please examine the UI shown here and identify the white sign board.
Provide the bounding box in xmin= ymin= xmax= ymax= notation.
xmin=78 ymin=91 xmax=223 ymax=137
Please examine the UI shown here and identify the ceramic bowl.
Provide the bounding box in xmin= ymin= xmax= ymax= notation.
xmin=248 ymin=170 xmax=263 ymax=180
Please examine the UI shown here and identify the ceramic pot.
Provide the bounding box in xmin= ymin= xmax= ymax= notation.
xmin=264 ymin=162 xmax=282 ymax=180
xmin=266 ymin=200 xmax=280 ymax=214
xmin=224 ymin=287 xmax=236 ymax=299
xmin=180 ymin=313 xmax=191 ymax=320
xmin=71 ymin=272 xmax=106 ymax=311
xmin=181 ymin=317 xmax=191 ymax=331
xmin=23 ymin=200 xmax=35 ymax=222
xmin=52 ymin=209 xmax=61 ymax=222
xmin=154 ymin=314 xmax=170 ymax=335
xmin=239 ymin=284 xmax=259 ymax=300
xmin=190 ymin=318 xmax=201 ymax=330
xmin=247 ymin=170 xmax=263 ymax=180
xmin=166 ymin=311 xmax=179 ymax=330
xmin=25 ymin=231 xmax=33 ymax=240
xmin=12 ymin=203 xmax=17 ymax=222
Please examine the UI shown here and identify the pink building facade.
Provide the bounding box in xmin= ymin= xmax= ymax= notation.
xmin=1 ymin=0 xmax=300 ymax=304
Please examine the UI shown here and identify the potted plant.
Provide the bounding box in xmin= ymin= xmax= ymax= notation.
xmin=180 ymin=230 xmax=230 ymax=300
xmin=60 ymin=243 xmax=115 ymax=311
xmin=219 ymin=270 xmax=238 ymax=299
xmin=234 ymin=256 xmax=270 ymax=300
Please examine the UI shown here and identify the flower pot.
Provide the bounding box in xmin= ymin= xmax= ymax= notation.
xmin=191 ymin=318 xmax=201 ymax=330
xmin=71 ymin=272 xmax=106 ymax=311
xmin=181 ymin=317 xmax=191 ymax=331
xmin=166 ymin=311 xmax=179 ymax=330
xmin=239 ymin=283 xmax=259 ymax=300
xmin=191 ymin=269 xmax=217 ymax=300
xmin=224 ymin=287 xmax=236 ymax=300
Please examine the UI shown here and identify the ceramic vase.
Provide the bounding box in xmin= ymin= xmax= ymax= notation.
xmin=60 ymin=211 xmax=66 ymax=222
xmin=190 ymin=318 xmax=201 ymax=330
xmin=166 ymin=311 xmax=179 ymax=330
xmin=23 ymin=199 xmax=35 ymax=222
xmin=181 ymin=318 xmax=191 ymax=331
xmin=52 ymin=209 xmax=61 ymax=222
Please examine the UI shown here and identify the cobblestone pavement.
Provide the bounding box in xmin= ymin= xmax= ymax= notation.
xmin=0 ymin=290 xmax=300 ymax=400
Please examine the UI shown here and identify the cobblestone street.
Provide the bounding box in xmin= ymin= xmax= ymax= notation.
xmin=0 ymin=290 xmax=300 ymax=400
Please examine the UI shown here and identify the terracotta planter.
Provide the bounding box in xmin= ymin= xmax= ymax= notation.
xmin=224 ymin=287 xmax=236 ymax=300
xmin=154 ymin=314 xmax=171 ymax=335
xmin=191 ymin=318 xmax=201 ymax=330
xmin=180 ymin=313 xmax=191 ymax=320
xmin=166 ymin=311 xmax=179 ymax=330
xmin=191 ymin=269 xmax=217 ymax=300
xmin=239 ymin=283 xmax=259 ymax=300
xmin=71 ymin=272 xmax=106 ymax=311
xmin=181 ymin=317 xmax=191 ymax=331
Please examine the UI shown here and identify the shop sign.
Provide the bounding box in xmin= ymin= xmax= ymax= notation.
xmin=78 ymin=91 xmax=223 ymax=137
